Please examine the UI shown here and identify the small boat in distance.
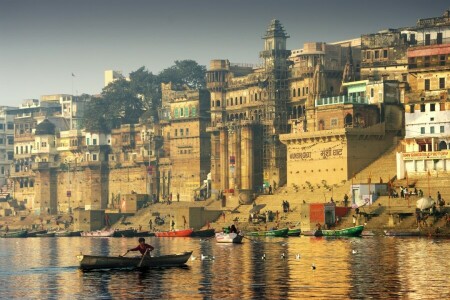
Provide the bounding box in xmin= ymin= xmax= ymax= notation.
xmin=81 ymin=228 xmax=116 ymax=237
xmin=384 ymin=230 xmax=421 ymax=237
xmin=246 ymin=228 xmax=289 ymax=237
xmin=77 ymin=251 xmax=193 ymax=270
xmin=215 ymin=232 xmax=244 ymax=243
xmin=287 ymin=228 xmax=301 ymax=236
xmin=36 ymin=232 xmax=56 ymax=237
xmin=320 ymin=225 xmax=364 ymax=237
xmin=1 ymin=230 xmax=28 ymax=238
xmin=155 ymin=228 xmax=193 ymax=237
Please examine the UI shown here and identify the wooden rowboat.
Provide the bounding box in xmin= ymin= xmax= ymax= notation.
xmin=36 ymin=232 xmax=56 ymax=237
xmin=287 ymin=228 xmax=301 ymax=236
xmin=1 ymin=230 xmax=28 ymax=238
xmin=246 ymin=228 xmax=289 ymax=237
xmin=321 ymin=225 xmax=364 ymax=237
xmin=77 ymin=251 xmax=193 ymax=270
xmin=81 ymin=228 xmax=116 ymax=237
xmin=27 ymin=230 xmax=48 ymax=237
xmin=215 ymin=232 xmax=244 ymax=243
xmin=155 ymin=228 xmax=193 ymax=237
xmin=384 ymin=230 xmax=421 ymax=237
xmin=191 ymin=229 xmax=215 ymax=238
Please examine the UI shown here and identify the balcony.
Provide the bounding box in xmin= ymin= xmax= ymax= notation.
xmin=409 ymin=37 xmax=450 ymax=48
xmin=316 ymin=95 xmax=368 ymax=107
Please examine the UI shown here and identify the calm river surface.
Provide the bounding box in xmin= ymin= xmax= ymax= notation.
xmin=0 ymin=236 xmax=449 ymax=299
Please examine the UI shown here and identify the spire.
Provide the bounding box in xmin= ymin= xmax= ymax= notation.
xmin=263 ymin=19 xmax=289 ymax=39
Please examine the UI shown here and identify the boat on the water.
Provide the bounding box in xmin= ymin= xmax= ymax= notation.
xmin=215 ymin=232 xmax=244 ymax=243
xmin=77 ymin=251 xmax=193 ymax=270
xmin=155 ymin=228 xmax=193 ymax=237
xmin=36 ymin=232 xmax=56 ymax=237
xmin=287 ymin=228 xmax=301 ymax=236
xmin=132 ymin=231 xmax=155 ymax=237
xmin=1 ymin=230 xmax=28 ymax=238
xmin=27 ymin=230 xmax=48 ymax=237
xmin=113 ymin=229 xmax=136 ymax=237
xmin=191 ymin=229 xmax=215 ymax=238
xmin=320 ymin=225 xmax=364 ymax=237
xmin=246 ymin=228 xmax=289 ymax=237
xmin=81 ymin=228 xmax=116 ymax=237
xmin=384 ymin=230 xmax=421 ymax=237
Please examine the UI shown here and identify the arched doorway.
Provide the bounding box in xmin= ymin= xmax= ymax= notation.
xmin=344 ymin=113 xmax=353 ymax=127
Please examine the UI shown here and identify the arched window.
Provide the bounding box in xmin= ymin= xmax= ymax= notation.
xmin=174 ymin=108 xmax=179 ymax=118
xmin=439 ymin=141 xmax=447 ymax=151
xmin=216 ymin=100 xmax=221 ymax=107
xmin=344 ymin=113 xmax=353 ymax=127
xmin=235 ymin=97 xmax=238 ymax=105
xmin=255 ymin=93 xmax=258 ymax=101
xmin=318 ymin=119 xmax=325 ymax=130
xmin=293 ymin=88 xmax=296 ymax=97
xmin=240 ymin=96 xmax=243 ymax=105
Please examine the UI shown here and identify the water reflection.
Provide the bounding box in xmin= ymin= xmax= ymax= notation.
xmin=0 ymin=236 xmax=449 ymax=299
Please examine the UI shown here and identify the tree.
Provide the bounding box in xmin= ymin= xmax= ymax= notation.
xmin=158 ymin=60 xmax=206 ymax=89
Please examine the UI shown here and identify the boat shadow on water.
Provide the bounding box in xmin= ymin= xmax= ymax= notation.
xmin=79 ymin=264 xmax=191 ymax=274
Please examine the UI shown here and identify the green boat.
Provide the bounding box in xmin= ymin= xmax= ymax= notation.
xmin=246 ymin=228 xmax=289 ymax=237
xmin=287 ymin=228 xmax=301 ymax=236
xmin=320 ymin=225 xmax=364 ymax=237
xmin=1 ymin=230 xmax=28 ymax=238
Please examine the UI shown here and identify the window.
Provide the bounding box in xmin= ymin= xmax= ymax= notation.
xmin=410 ymin=104 xmax=415 ymax=113
xmin=437 ymin=32 xmax=443 ymax=44
xmin=7 ymin=122 xmax=14 ymax=130
xmin=186 ymin=128 xmax=189 ymax=136
xmin=180 ymin=129 xmax=184 ymax=136
xmin=7 ymin=136 xmax=13 ymax=145
xmin=410 ymin=34 xmax=416 ymax=44
xmin=421 ymin=127 xmax=425 ymax=134
xmin=402 ymin=74 xmax=407 ymax=82
xmin=330 ymin=118 xmax=338 ymax=127
xmin=92 ymin=154 xmax=97 ymax=161
xmin=366 ymin=51 xmax=371 ymax=59
xmin=87 ymin=138 xmax=90 ymax=145
xmin=440 ymin=55 xmax=446 ymax=66
xmin=15 ymin=146 xmax=18 ymax=154
xmin=7 ymin=152 xmax=13 ymax=160
xmin=41 ymin=142 xmax=47 ymax=147
xmin=383 ymin=49 xmax=388 ymax=58
xmin=371 ymin=88 xmax=374 ymax=98
xmin=424 ymin=56 xmax=430 ymax=67
xmin=425 ymin=34 xmax=431 ymax=45
xmin=439 ymin=78 xmax=445 ymax=89
xmin=20 ymin=146 xmax=23 ymax=154
xmin=93 ymin=138 xmax=97 ymax=145
xmin=0 ymin=138 xmax=3 ymax=144
xmin=306 ymin=87 xmax=309 ymax=94
xmin=293 ymin=89 xmax=296 ymax=97
xmin=1 ymin=167 xmax=4 ymax=175
xmin=420 ymin=104 xmax=425 ymax=112
xmin=0 ymin=124 xmax=4 ymax=130
xmin=430 ymin=104 xmax=436 ymax=111
xmin=440 ymin=126 xmax=445 ymax=133
xmin=424 ymin=79 xmax=430 ymax=91
xmin=174 ymin=129 xmax=178 ymax=137
xmin=374 ymin=50 xmax=379 ymax=59
xmin=430 ymin=126 xmax=435 ymax=134
xmin=255 ymin=93 xmax=258 ymax=101
xmin=298 ymin=88 xmax=301 ymax=96
xmin=180 ymin=108 xmax=184 ymax=117
xmin=240 ymin=96 xmax=242 ymax=105
xmin=184 ymin=107 xmax=189 ymax=117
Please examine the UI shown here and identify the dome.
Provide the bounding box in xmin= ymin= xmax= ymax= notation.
xmin=35 ymin=119 xmax=56 ymax=135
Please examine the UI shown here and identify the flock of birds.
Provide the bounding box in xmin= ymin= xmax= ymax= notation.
xmin=191 ymin=241 xmax=359 ymax=271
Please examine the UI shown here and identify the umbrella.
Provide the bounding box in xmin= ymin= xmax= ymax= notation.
xmin=249 ymin=204 xmax=266 ymax=214
xmin=416 ymin=197 xmax=434 ymax=210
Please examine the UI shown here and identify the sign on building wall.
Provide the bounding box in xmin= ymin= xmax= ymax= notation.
xmin=402 ymin=151 xmax=449 ymax=160
xmin=289 ymin=147 xmax=343 ymax=161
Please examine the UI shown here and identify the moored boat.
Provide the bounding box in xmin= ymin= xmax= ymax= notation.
xmin=77 ymin=251 xmax=193 ymax=270
xmin=384 ymin=230 xmax=421 ymax=237
xmin=191 ymin=229 xmax=215 ymax=238
xmin=36 ymin=232 xmax=56 ymax=237
xmin=113 ymin=229 xmax=136 ymax=237
xmin=215 ymin=232 xmax=244 ymax=243
xmin=81 ymin=228 xmax=116 ymax=237
xmin=1 ymin=230 xmax=28 ymax=238
xmin=155 ymin=228 xmax=193 ymax=237
xmin=246 ymin=228 xmax=289 ymax=237
xmin=287 ymin=228 xmax=301 ymax=236
xmin=321 ymin=225 xmax=364 ymax=237
xmin=54 ymin=230 xmax=72 ymax=237
xmin=27 ymin=230 xmax=48 ymax=237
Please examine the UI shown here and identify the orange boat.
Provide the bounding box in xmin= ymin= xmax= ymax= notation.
xmin=155 ymin=228 xmax=193 ymax=237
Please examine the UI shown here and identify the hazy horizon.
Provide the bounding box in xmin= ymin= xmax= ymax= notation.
xmin=1 ymin=0 xmax=448 ymax=106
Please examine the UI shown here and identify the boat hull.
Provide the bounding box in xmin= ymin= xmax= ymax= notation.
xmin=1 ymin=230 xmax=28 ymax=238
xmin=384 ymin=230 xmax=421 ymax=237
xmin=246 ymin=228 xmax=289 ymax=237
xmin=321 ymin=225 xmax=364 ymax=237
xmin=36 ymin=232 xmax=56 ymax=237
xmin=215 ymin=232 xmax=244 ymax=243
xmin=155 ymin=229 xmax=193 ymax=237
xmin=81 ymin=229 xmax=116 ymax=237
xmin=77 ymin=251 xmax=193 ymax=270
xmin=287 ymin=229 xmax=301 ymax=236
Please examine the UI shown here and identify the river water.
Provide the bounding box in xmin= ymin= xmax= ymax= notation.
xmin=0 ymin=235 xmax=449 ymax=299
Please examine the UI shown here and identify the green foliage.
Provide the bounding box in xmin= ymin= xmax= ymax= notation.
xmin=81 ymin=60 xmax=206 ymax=132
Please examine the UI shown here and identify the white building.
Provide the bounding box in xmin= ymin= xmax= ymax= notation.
xmin=0 ymin=106 xmax=17 ymax=187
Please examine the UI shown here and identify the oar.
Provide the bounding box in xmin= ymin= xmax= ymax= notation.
xmin=119 ymin=251 xmax=128 ymax=257
xmin=137 ymin=249 xmax=149 ymax=267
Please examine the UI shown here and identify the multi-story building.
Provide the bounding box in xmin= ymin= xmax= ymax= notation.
xmin=397 ymin=9 xmax=450 ymax=177
xmin=160 ymin=83 xmax=211 ymax=201
xmin=0 ymin=106 xmax=16 ymax=189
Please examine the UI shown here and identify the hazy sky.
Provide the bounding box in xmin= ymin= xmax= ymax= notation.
xmin=0 ymin=0 xmax=448 ymax=106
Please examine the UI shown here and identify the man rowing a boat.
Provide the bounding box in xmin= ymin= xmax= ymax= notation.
xmin=123 ymin=238 xmax=154 ymax=256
